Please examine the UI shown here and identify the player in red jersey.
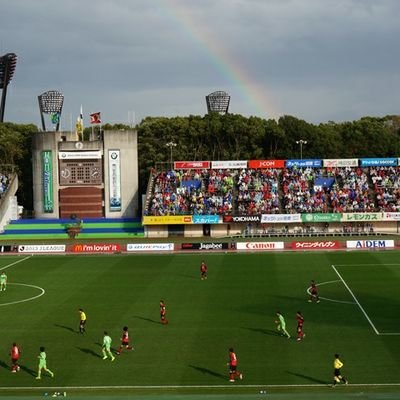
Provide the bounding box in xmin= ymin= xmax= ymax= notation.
xmin=10 ymin=342 xmax=21 ymax=373
xmin=160 ymin=300 xmax=168 ymax=324
xmin=308 ymin=280 xmax=320 ymax=303
xmin=227 ymin=347 xmax=243 ymax=382
xmin=200 ymin=260 xmax=208 ymax=280
xmin=296 ymin=311 xmax=305 ymax=341
xmin=116 ymin=326 xmax=134 ymax=354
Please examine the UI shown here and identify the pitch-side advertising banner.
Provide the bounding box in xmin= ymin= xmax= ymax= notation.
xmin=72 ymin=243 xmax=121 ymax=253
xmin=174 ymin=161 xmax=211 ymax=169
xmin=291 ymin=241 xmax=340 ymax=250
xmin=223 ymin=215 xmax=261 ymax=223
xmin=211 ymin=160 xmax=247 ymax=169
xmin=192 ymin=215 xmax=220 ymax=224
xmin=127 ymin=243 xmax=174 ymax=252
xmin=142 ymin=215 xmax=193 ymax=225
xmin=109 ymin=150 xmax=121 ymax=211
xmin=347 ymin=240 xmax=394 ymax=249
xmin=301 ymin=213 xmax=342 ymax=223
xmin=248 ymin=160 xmax=285 ymax=169
xmin=359 ymin=158 xmax=397 ymax=167
xmin=286 ymin=159 xmax=322 ymax=168
xmin=342 ymin=213 xmax=384 ymax=222
xmin=18 ymin=244 xmax=66 ymax=253
xmin=261 ymin=214 xmax=302 ymax=223
xmin=42 ymin=151 xmax=54 ymax=213
xmin=384 ymin=212 xmax=400 ymax=221
xmin=237 ymin=242 xmax=284 ymax=250
xmin=323 ymin=159 xmax=358 ymax=167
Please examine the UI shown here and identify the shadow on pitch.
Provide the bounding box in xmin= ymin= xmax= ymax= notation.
xmin=243 ymin=327 xmax=282 ymax=337
xmin=0 ymin=359 xmax=9 ymax=370
xmin=188 ymin=365 xmax=226 ymax=380
xmin=133 ymin=315 xmax=160 ymax=324
xmin=286 ymin=370 xmax=327 ymax=384
xmin=76 ymin=347 xmax=102 ymax=358
xmin=20 ymin=364 xmax=37 ymax=376
xmin=54 ymin=324 xmax=77 ymax=333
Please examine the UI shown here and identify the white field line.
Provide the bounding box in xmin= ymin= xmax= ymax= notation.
xmin=331 ymin=264 xmax=380 ymax=335
xmin=2 ymin=383 xmax=400 ymax=390
xmin=0 ymin=256 xmax=32 ymax=271
xmin=0 ymin=282 xmax=45 ymax=307
xmin=306 ymin=280 xmax=356 ymax=305
xmin=334 ymin=263 xmax=400 ymax=267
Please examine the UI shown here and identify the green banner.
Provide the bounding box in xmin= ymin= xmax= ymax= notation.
xmin=301 ymin=213 xmax=342 ymax=223
xmin=42 ymin=151 xmax=54 ymax=213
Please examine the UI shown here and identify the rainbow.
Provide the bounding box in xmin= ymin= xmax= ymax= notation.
xmin=158 ymin=0 xmax=280 ymax=119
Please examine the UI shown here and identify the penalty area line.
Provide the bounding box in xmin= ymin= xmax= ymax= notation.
xmin=331 ymin=264 xmax=379 ymax=335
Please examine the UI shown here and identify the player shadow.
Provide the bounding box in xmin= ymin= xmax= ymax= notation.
xmin=76 ymin=347 xmax=102 ymax=358
xmin=54 ymin=323 xmax=77 ymax=333
xmin=243 ymin=327 xmax=282 ymax=337
xmin=188 ymin=365 xmax=226 ymax=380
xmin=286 ymin=371 xmax=327 ymax=384
xmin=0 ymin=359 xmax=9 ymax=370
xmin=133 ymin=315 xmax=160 ymax=324
xmin=19 ymin=364 xmax=37 ymax=376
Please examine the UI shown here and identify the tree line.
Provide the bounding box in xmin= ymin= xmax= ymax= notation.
xmin=1 ymin=114 xmax=400 ymax=210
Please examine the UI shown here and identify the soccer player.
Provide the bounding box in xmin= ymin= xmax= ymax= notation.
xmin=160 ymin=300 xmax=168 ymax=324
xmin=0 ymin=271 xmax=7 ymax=291
xmin=78 ymin=308 xmax=87 ymax=334
xmin=102 ymin=331 xmax=115 ymax=361
xmin=308 ymin=280 xmax=320 ymax=303
xmin=200 ymin=260 xmax=208 ymax=280
xmin=35 ymin=346 xmax=54 ymax=379
xmin=275 ymin=311 xmax=290 ymax=338
xmin=116 ymin=326 xmax=133 ymax=354
xmin=227 ymin=347 xmax=243 ymax=382
xmin=332 ymin=354 xmax=348 ymax=386
xmin=10 ymin=342 xmax=21 ymax=373
xmin=296 ymin=311 xmax=305 ymax=341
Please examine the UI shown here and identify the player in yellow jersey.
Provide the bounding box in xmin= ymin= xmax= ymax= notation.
xmin=332 ymin=354 xmax=348 ymax=387
xmin=78 ymin=308 xmax=87 ymax=334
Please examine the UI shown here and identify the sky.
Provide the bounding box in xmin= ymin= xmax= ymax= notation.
xmin=1 ymin=0 xmax=399 ymax=129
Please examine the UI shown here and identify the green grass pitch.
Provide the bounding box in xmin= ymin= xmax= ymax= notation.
xmin=0 ymin=251 xmax=400 ymax=398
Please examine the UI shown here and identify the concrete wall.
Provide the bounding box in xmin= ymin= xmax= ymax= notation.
xmin=32 ymin=129 xmax=139 ymax=218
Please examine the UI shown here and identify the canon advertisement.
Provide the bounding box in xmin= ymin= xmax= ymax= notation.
xmin=181 ymin=242 xmax=230 ymax=251
xmin=237 ymin=242 xmax=284 ymax=250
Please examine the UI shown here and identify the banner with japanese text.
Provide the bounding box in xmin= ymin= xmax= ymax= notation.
xmin=42 ymin=151 xmax=54 ymax=213
xmin=341 ymin=213 xmax=384 ymax=222
xmin=108 ymin=150 xmax=121 ymax=211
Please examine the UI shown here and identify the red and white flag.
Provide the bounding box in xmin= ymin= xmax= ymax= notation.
xmin=90 ymin=112 xmax=101 ymax=124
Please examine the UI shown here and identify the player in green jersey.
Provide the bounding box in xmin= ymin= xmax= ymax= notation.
xmin=275 ymin=311 xmax=290 ymax=338
xmin=102 ymin=331 xmax=115 ymax=361
xmin=35 ymin=347 xmax=54 ymax=379
xmin=0 ymin=271 xmax=7 ymax=291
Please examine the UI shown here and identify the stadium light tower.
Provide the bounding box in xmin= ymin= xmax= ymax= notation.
xmin=206 ymin=91 xmax=230 ymax=114
xmin=0 ymin=53 xmax=17 ymax=122
xmin=38 ymin=90 xmax=64 ymax=131
xmin=296 ymin=139 xmax=307 ymax=160
xmin=166 ymin=141 xmax=177 ymax=169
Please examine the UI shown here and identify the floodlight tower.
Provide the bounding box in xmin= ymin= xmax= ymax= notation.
xmin=0 ymin=53 xmax=17 ymax=122
xmin=38 ymin=90 xmax=64 ymax=131
xmin=206 ymin=91 xmax=230 ymax=114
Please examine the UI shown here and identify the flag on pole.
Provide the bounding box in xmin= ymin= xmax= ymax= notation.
xmin=90 ymin=112 xmax=101 ymax=124
xmin=75 ymin=105 xmax=84 ymax=141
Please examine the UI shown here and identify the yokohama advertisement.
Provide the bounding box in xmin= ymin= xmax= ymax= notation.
xmin=223 ymin=215 xmax=261 ymax=223
xmin=237 ymin=242 xmax=284 ymax=250
xmin=248 ymin=160 xmax=285 ymax=169
xmin=71 ymin=243 xmax=121 ymax=253
xmin=291 ymin=241 xmax=340 ymax=249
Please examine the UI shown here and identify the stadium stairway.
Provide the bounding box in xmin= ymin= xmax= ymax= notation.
xmin=0 ymin=217 xmax=145 ymax=240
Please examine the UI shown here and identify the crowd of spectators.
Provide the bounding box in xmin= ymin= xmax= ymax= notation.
xmin=0 ymin=173 xmax=11 ymax=199
xmin=370 ymin=166 xmax=400 ymax=212
xmin=237 ymin=169 xmax=280 ymax=214
xmin=328 ymin=167 xmax=374 ymax=213
xmin=146 ymin=166 xmax=400 ymax=216
xmin=281 ymin=167 xmax=330 ymax=213
xmin=147 ymin=169 xmax=236 ymax=215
